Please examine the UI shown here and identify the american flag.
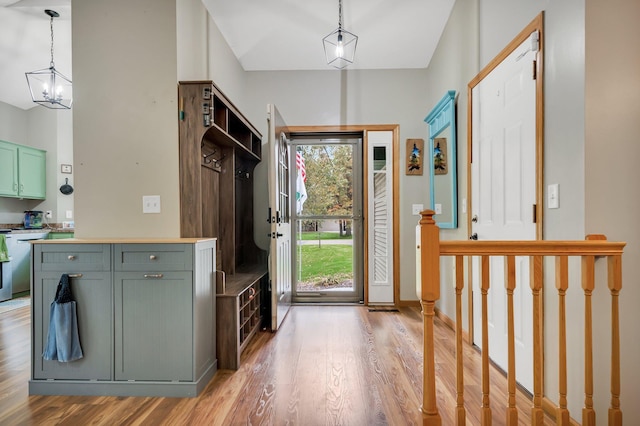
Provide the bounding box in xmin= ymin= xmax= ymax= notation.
xmin=296 ymin=152 xmax=306 ymax=182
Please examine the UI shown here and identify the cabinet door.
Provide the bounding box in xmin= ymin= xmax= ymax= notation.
xmin=114 ymin=271 xmax=193 ymax=381
xmin=0 ymin=141 xmax=19 ymax=197
xmin=33 ymin=271 xmax=113 ymax=380
xmin=18 ymin=146 xmax=46 ymax=199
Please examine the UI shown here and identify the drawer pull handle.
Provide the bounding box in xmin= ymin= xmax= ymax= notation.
xmin=68 ymin=273 xmax=83 ymax=278
xmin=149 ymin=255 xmax=157 ymax=260
xmin=144 ymin=274 xmax=164 ymax=279
xmin=248 ymin=287 xmax=256 ymax=300
xmin=68 ymin=255 xmax=76 ymax=260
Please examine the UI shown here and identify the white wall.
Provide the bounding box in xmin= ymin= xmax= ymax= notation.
xmin=72 ymin=0 xmax=180 ymax=238
xmin=585 ymin=0 xmax=640 ymax=420
xmin=422 ymin=0 xmax=479 ymax=328
xmin=244 ymin=69 xmax=430 ymax=302
xmin=176 ymin=0 xmax=208 ymax=81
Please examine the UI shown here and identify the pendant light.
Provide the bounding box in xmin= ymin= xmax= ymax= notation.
xmin=322 ymin=0 xmax=358 ymax=69
xmin=25 ymin=9 xmax=72 ymax=109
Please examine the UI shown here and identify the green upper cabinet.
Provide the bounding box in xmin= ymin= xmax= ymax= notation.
xmin=0 ymin=141 xmax=19 ymax=197
xmin=0 ymin=140 xmax=47 ymax=200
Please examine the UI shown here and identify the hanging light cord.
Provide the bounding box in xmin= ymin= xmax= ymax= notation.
xmin=338 ymin=0 xmax=343 ymax=30
xmin=49 ymin=14 xmax=55 ymax=68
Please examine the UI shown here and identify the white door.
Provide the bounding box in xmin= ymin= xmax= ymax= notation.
xmin=471 ymin=35 xmax=537 ymax=391
xmin=267 ymin=104 xmax=292 ymax=331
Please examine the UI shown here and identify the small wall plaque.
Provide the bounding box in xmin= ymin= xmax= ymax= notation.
xmin=406 ymin=138 xmax=424 ymax=175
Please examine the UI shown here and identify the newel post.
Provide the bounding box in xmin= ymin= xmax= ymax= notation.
xmin=419 ymin=210 xmax=442 ymax=425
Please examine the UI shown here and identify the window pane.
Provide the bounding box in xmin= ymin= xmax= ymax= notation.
xmin=295 ymin=145 xmax=353 ymax=217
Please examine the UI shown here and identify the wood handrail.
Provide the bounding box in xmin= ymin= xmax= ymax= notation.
xmin=439 ymin=240 xmax=625 ymax=256
xmin=418 ymin=210 xmax=626 ymax=426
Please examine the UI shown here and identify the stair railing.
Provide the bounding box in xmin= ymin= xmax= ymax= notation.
xmin=418 ymin=210 xmax=625 ymax=426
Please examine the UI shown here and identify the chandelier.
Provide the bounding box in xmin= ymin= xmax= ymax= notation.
xmin=322 ymin=0 xmax=358 ymax=69
xmin=25 ymin=9 xmax=72 ymax=109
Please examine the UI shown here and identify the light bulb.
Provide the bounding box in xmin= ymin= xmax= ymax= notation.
xmin=335 ymin=32 xmax=344 ymax=58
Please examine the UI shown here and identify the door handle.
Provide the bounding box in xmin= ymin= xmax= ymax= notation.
xmin=469 ymin=233 xmax=478 ymax=240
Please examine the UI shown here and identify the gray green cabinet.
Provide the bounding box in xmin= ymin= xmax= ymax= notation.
xmin=32 ymin=244 xmax=113 ymax=381
xmin=114 ymin=271 xmax=193 ymax=381
xmin=30 ymin=239 xmax=217 ymax=397
xmin=0 ymin=140 xmax=46 ymax=199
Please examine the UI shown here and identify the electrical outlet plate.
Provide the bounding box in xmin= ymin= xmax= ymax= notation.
xmin=45 ymin=210 xmax=52 ymax=219
xmin=411 ymin=204 xmax=424 ymax=215
xmin=548 ymin=184 xmax=559 ymax=209
xmin=143 ymin=195 xmax=161 ymax=213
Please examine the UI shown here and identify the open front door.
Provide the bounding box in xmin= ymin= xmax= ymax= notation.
xmin=267 ymin=104 xmax=292 ymax=331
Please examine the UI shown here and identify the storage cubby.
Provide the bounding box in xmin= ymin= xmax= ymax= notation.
xmin=216 ymin=267 xmax=268 ymax=369
xmin=178 ymin=80 xmax=268 ymax=371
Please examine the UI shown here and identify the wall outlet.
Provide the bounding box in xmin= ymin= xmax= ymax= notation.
xmin=435 ymin=203 xmax=442 ymax=214
xmin=45 ymin=210 xmax=52 ymax=219
xmin=143 ymin=195 xmax=161 ymax=213
xmin=65 ymin=210 xmax=73 ymax=219
xmin=411 ymin=204 xmax=424 ymax=215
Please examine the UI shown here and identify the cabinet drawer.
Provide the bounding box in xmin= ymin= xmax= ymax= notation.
xmin=114 ymin=244 xmax=193 ymax=271
xmin=35 ymin=244 xmax=111 ymax=272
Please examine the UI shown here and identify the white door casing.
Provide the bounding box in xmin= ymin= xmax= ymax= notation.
xmin=471 ymin=34 xmax=538 ymax=392
xmin=267 ymin=104 xmax=292 ymax=331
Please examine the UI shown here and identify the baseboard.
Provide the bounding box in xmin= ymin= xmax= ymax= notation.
xmin=434 ymin=307 xmax=470 ymax=342
xmin=542 ymin=397 xmax=580 ymax=426
xmin=397 ymin=299 xmax=421 ymax=308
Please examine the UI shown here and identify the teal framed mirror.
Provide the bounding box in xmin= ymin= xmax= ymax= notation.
xmin=424 ymin=90 xmax=457 ymax=228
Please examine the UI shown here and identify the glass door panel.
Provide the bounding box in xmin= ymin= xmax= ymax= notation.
xmin=291 ymin=140 xmax=363 ymax=303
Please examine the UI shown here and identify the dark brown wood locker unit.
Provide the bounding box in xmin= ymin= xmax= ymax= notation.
xmin=178 ymin=81 xmax=268 ymax=369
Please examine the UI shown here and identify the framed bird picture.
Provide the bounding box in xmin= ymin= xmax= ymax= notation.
xmin=406 ymin=138 xmax=424 ymax=175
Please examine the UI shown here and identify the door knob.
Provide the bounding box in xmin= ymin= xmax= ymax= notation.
xmin=469 ymin=233 xmax=478 ymax=240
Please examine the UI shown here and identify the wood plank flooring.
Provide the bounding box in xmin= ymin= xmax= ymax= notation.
xmin=0 ymin=304 xmax=553 ymax=425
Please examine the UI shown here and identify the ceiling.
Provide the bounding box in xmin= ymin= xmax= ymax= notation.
xmin=0 ymin=0 xmax=455 ymax=111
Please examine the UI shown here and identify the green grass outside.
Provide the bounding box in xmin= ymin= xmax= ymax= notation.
xmin=299 ymin=244 xmax=353 ymax=282
xmin=299 ymin=231 xmax=353 ymax=241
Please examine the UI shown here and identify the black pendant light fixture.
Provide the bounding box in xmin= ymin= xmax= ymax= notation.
xmin=322 ymin=0 xmax=358 ymax=69
xmin=25 ymin=9 xmax=72 ymax=109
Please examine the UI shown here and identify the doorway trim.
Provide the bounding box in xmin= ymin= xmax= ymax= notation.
xmin=466 ymin=9 xmax=545 ymax=383
xmin=288 ymin=124 xmax=400 ymax=306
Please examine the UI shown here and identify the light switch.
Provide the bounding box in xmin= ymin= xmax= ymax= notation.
xmin=412 ymin=204 xmax=424 ymax=215
xmin=548 ymin=184 xmax=559 ymax=209
xmin=143 ymin=195 xmax=161 ymax=213
xmin=435 ymin=203 xmax=442 ymax=214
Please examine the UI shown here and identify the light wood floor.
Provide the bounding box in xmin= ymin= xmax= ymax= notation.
xmin=0 ymin=304 xmax=553 ymax=425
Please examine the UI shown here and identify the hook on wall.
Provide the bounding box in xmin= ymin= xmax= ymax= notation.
xmin=202 ymin=148 xmax=225 ymax=167
xmin=236 ymin=168 xmax=250 ymax=179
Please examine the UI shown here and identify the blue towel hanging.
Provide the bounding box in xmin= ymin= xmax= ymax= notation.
xmin=43 ymin=274 xmax=83 ymax=362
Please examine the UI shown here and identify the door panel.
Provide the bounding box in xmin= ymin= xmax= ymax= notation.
xmin=267 ymin=104 xmax=292 ymax=331
xmin=471 ymin=35 xmax=537 ymax=392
